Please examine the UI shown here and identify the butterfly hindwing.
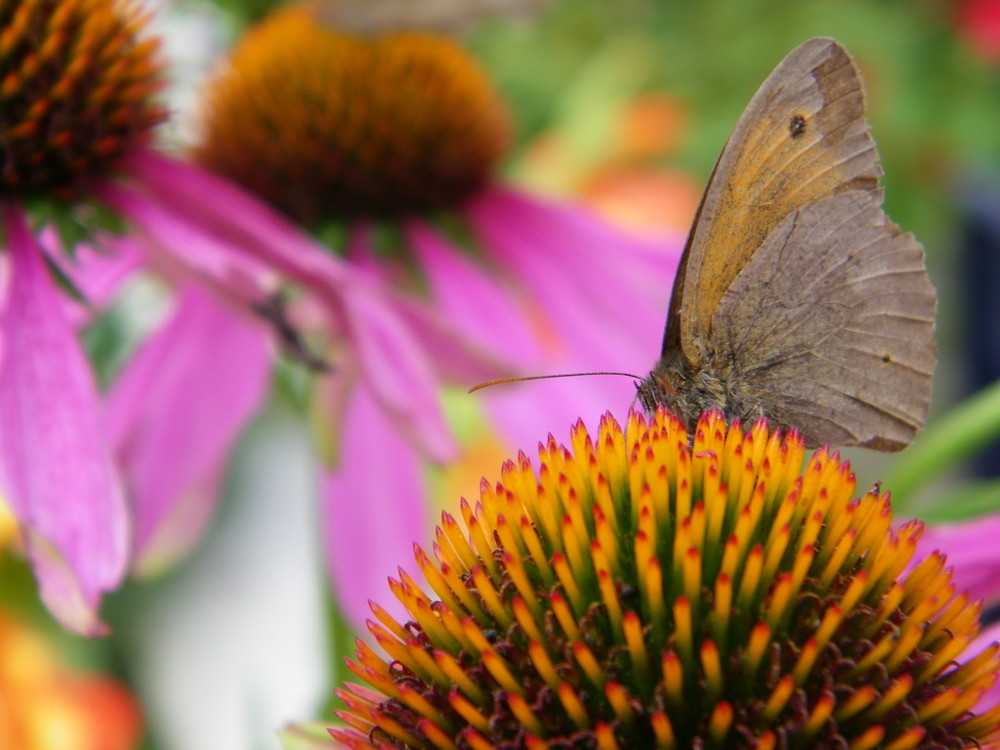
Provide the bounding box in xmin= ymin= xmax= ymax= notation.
xmin=709 ymin=190 xmax=936 ymax=449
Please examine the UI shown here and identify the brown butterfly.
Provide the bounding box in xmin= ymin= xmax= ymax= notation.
xmin=635 ymin=37 xmax=937 ymax=451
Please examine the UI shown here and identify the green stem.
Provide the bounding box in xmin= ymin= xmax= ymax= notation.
xmin=884 ymin=379 xmax=1000 ymax=509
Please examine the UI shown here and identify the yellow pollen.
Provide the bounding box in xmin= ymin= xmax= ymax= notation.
xmin=557 ymin=683 xmax=589 ymax=729
xmin=572 ymin=642 xmax=605 ymax=688
xmin=883 ymin=727 xmax=928 ymax=750
xmin=801 ymin=692 xmax=835 ymax=739
xmin=437 ymin=652 xmax=485 ymax=705
xmin=672 ymin=596 xmax=694 ymax=665
xmin=550 ymin=592 xmax=579 ymax=642
xmin=746 ymin=622 xmax=772 ymax=676
xmin=707 ymin=701 xmax=733 ymax=744
xmin=420 ymin=719 xmax=459 ymax=750
xmin=506 ymin=693 xmax=544 ymax=737
xmin=711 ymin=573 xmax=732 ymax=646
xmin=605 ymin=682 xmax=635 ymax=724
xmin=481 ymin=650 xmax=521 ymax=697
xmin=512 ymin=598 xmax=545 ymax=645
xmin=761 ymin=675 xmax=795 ymax=721
xmin=623 ymin=611 xmax=649 ymax=682
xmin=700 ymin=639 xmax=723 ymax=702
xmin=651 ymin=711 xmax=676 ymax=749
xmin=469 ymin=566 xmax=510 ymax=628
xmin=595 ymin=722 xmax=620 ymax=750
xmin=835 ymin=685 xmax=877 ymax=722
xmin=661 ymin=652 xmax=684 ymax=708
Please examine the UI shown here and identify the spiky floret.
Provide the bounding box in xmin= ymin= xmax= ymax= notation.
xmin=333 ymin=408 xmax=1000 ymax=749
xmin=195 ymin=7 xmax=511 ymax=225
xmin=0 ymin=0 xmax=165 ymax=200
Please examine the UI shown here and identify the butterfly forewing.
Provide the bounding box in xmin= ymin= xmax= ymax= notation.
xmin=666 ymin=37 xmax=882 ymax=365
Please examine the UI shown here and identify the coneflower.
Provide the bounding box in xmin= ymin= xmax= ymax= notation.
xmin=0 ymin=0 xmax=471 ymax=635
xmin=333 ymin=409 xmax=1000 ymax=749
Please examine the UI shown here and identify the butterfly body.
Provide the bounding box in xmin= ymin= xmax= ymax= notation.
xmin=639 ymin=345 xmax=768 ymax=431
xmin=639 ymin=38 xmax=936 ymax=450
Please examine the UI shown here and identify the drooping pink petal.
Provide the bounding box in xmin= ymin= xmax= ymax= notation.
xmin=104 ymin=154 xmax=464 ymax=460
xmin=970 ymin=618 xmax=1000 ymax=711
xmin=310 ymin=357 xmax=358 ymax=467
xmin=118 ymin=150 xmax=353 ymax=293
xmin=466 ymin=185 xmax=677 ymax=371
xmin=463 ymin=185 xmax=682 ymax=450
xmin=37 ymin=230 xmax=145 ymax=328
xmin=106 ymin=283 xmax=271 ymax=576
xmin=0 ymin=203 xmax=129 ymax=636
xmin=341 ymin=286 xmax=456 ymax=462
xmin=321 ymin=381 xmax=428 ymax=628
xmin=919 ymin=512 xmax=1000 ymax=608
xmin=96 ymin=181 xmax=279 ymax=317
xmin=389 ymin=294 xmax=514 ymax=385
xmin=347 ymin=223 xmax=512 ymax=385
xmin=405 ymin=220 xmax=540 ymax=369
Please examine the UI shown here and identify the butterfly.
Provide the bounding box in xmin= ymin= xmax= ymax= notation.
xmin=635 ymin=37 xmax=936 ymax=451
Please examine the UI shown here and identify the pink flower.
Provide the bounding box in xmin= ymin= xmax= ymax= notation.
xmin=189 ymin=6 xmax=683 ymax=626
xmin=0 ymin=0 xmax=476 ymax=635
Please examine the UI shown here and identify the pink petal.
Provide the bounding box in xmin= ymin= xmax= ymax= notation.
xmin=342 ymin=287 xmax=456 ymax=462
xmin=0 ymin=204 xmax=129 ymax=635
xmin=970 ymin=619 xmax=1000 ymax=712
xmin=405 ymin=220 xmax=540 ymax=369
xmin=463 ymin=186 xmax=682 ymax=451
xmin=102 ymin=156 xmax=456 ymax=460
xmin=918 ymin=513 xmax=1000 ymax=607
xmin=106 ymin=283 xmax=271 ymax=576
xmin=96 ymin=182 xmax=279 ymax=316
xmin=466 ymin=186 xmax=677 ymax=371
xmin=473 ymin=184 xmax=680 ymax=301
xmin=390 ymin=294 xmax=514 ymax=384
xmin=321 ymin=382 xmax=428 ymax=628
xmin=310 ymin=359 xmax=357 ymax=467
xmin=36 ymin=230 xmax=145 ymax=328
xmin=119 ymin=151 xmax=352 ymax=292
xmin=346 ymin=225 xmax=512 ymax=384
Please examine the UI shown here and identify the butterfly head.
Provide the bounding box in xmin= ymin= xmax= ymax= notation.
xmin=638 ymin=354 xmax=767 ymax=437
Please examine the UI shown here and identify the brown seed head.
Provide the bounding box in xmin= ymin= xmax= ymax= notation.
xmin=0 ymin=0 xmax=166 ymax=200
xmin=195 ymin=6 xmax=512 ymax=225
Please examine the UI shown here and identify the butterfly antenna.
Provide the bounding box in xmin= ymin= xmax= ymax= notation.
xmin=469 ymin=371 xmax=643 ymax=393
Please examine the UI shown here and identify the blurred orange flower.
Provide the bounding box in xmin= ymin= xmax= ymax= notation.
xmin=519 ymin=92 xmax=700 ymax=234
xmin=0 ymin=610 xmax=142 ymax=750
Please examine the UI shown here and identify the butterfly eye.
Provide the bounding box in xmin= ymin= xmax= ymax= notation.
xmin=789 ymin=114 xmax=807 ymax=138
xmin=656 ymin=374 xmax=679 ymax=397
